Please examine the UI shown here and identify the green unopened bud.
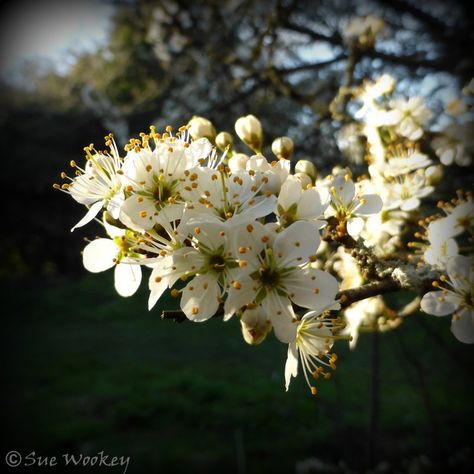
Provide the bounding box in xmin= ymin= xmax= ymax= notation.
xmin=295 ymin=160 xmax=317 ymax=180
xmin=235 ymin=114 xmax=262 ymax=152
xmin=271 ymin=136 xmax=294 ymax=159
xmin=188 ymin=116 xmax=216 ymax=142
xmin=240 ymin=308 xmax=272 ymax=345
xmin=215 ymin=131 xmax=233 ymax=151
xmin=294 ymin=172 xmax=312 ymax=189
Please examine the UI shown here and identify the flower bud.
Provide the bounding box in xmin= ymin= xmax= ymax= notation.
xmin=295 ymin=160 xmax=317 ymax=180
xmin=228 ymin=153 xmax=249 ymax=173
xmin=425 ymin=164 xmax=443 ymax=185
xmin=293 ymin=172 xmax=312 ymax=189
xmin=187 ymin=116 xmax=216 ymax=142
xmin=234 ymin=115 xmax=262 ymax=152
xmin=215 ymin=131 xmax=233 ymax=151
xmin=271 ymin=136 xmax=294 ymax=159
xmin=240 ymin=307 xmax=272 ymax=345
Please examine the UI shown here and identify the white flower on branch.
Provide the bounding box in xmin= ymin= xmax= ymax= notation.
xmin=82 ymin=224 xmax=142 ymax=297
xmin=285 ymin=312 xmax=344 ymax=395
xmin=276 ymin=175 xmax=329 ymax=229
xmin=383 ymin=97 xmax=433 ymax=141
xmin=119 ymin=131 xmax=213 ymax=231
xmin=224 ymin=221 xmax=340 ymax=343
xmin=326 ymin=174 xmax=383 ymax=237
xmin=59 ymin=136 xmax=124 ymax=231
xmin=421 ymin=255 xmax=474 ymax=343
xmin=431 ymin=123 xmax=474 ymax=167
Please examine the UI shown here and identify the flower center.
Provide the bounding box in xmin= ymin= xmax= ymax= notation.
xmin=259 ymin=266 xmax=281 ymax=289
xmin=152 ymin=180 xmax=175 ymax=207
xmin=207 ymin=253 xmax=226 ymax=272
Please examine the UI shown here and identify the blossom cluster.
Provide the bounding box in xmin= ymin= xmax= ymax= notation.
xmin=55 ymin=74 xmax=474 ymax=393
xmin=57 ymin=119 xmax=377 ymax=394
xmin=333 ymin=71 xmax=474 ymax=344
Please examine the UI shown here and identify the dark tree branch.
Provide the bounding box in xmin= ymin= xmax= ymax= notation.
xmin=281 ymin=20 xmax=473 ymax=76
xmin=275 ymin=55 xmax=347 ymax=75
xmin=160 ymin=274 xmax=436 ymax=322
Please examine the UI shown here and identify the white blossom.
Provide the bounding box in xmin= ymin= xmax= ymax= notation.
xmin=276 ymin=175 xmax=329 ymax=229
xmin=224 ymin=221 xmax=340 ymax=343
xmin=421 ymin=256 xmax=474 ymax=343
xmin=285 ymin=312 xmax=343 ymax=394
xmin=431 ymin=123 xmax=474 ymax=167
xmin=82 ymin=224 xmax=142 ymax=297
xmin=383 ymin=97 xmax=433 ymax=141
xmin=327 ymin=174 xmax=383 ymax=237
xmin=65 ymin=138 xmax=124 ymax=231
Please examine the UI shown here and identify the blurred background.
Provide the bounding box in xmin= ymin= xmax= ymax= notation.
xmin=1 ymin=0 xmax=473 ymax=472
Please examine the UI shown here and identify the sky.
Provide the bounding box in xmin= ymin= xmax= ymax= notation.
xmin=0 ymin=0 xmax=114 ymax=78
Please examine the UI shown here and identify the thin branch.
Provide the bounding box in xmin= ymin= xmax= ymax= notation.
xmin=160 ymin=275 xmax=435 ymax=322
xmin=275 ymin=55 xmax=347 ymax=75
xmin=337 ymin=279 xmax=401 ymax=309
xmin=281 ymin=20 xmax=472 ymax=75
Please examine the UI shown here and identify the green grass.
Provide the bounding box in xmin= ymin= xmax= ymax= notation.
xmin=2 ymin=274 xmax=473 ymax=473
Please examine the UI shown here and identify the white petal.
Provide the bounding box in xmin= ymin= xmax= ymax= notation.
xmin=278 ymin=176 xmax=301 ymax=210
xmin=120 ymin=195 xmax=157 ymax=231
xmin=187 ymin=138 xmax=213 ymax=165
xmin=155 ymin=203 xmax=184 ymax=227
xmin=346 ymin=217 xmax=364 ymax=237
xmin=243 ymin=195 xmax=277 ymax=221
xmin=400 ymin=197 xmax=421 ymax=212
xmin=420 ymin=291 xmax=459 ymax=316
xmin=224 ymin=276 xmax=257 ymax=320
xmin=451 ymin=309 xmax=474 ymax=344
xmin=148 ymin=267 xmax=170 ymax=310
xmin=285 ymin=268 xmax=339 ymax=311
xmin=181 ymin=274 xmax=221 ymax=322
xmin=273 ymin=221 xmax=321 ymax=266
xmin=82 ymin=238 xmax=117 ymax=273
xmin=182 ymin=220 xmax=226 ymax=251
xmin=297 ymin=187 xmax=327 ymax=219
xmin=104 ymin=221 xmax=126 ymax=238
xmin=262 ymin=292 xmax=297 ymax=343
xmin=447 ymin=255 xmax=472 ymax=288
xmin=356 ymin=194 xmax=383 ymax=216
xmin=227 ymin=221 xmax=267 ymax=266
xmin=71 ymin=200 xmax=104 ymax=232
xmin=284 ymin=342 xmax=299 ymax=391
xmin=114 ymin=262 xmax=142 ymax=297
xmin=340 ymin=179 xmax=356 ymax=206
